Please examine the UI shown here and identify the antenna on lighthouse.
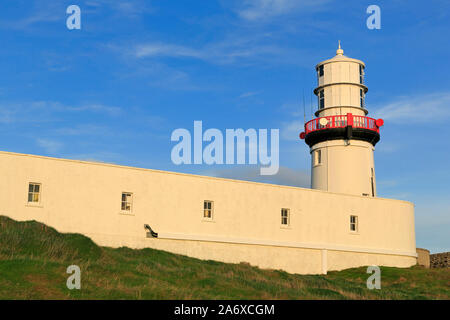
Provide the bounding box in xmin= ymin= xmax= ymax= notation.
xmin=302 ymin=89 xmax=306 ymax=124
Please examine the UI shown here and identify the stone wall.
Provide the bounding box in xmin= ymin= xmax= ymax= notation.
xmin=430 ymin=252 xmax=450 ymax=268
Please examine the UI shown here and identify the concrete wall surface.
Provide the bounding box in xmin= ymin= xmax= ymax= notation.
xmin=0 ymin=151 xmax=417 ymax=274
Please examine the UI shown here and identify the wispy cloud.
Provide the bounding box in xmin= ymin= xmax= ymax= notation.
xmin=36 ymin=138 xmax=63 ymax=154
xmin=131 ymin=35 xmax=311 ymax=66
xmin=146 ymin=67 xmax=202 ymax=91
xmin=0 ymin=0 xmax=153 ymax=31
xmin=281 ymin=119 xmax=303 ymax=141
xmin=239 ymin=91 xmax=261 ymax=99
xmin=107 ymin=55 xmax=209 ymax=91
xmin=280 ymin=102 xmax=306 ymax=117
xmin=0 ymin=101 xmax=55 ymax=124
xmin=0 ymin=101 xmax=122 ymax=124
xmin=235 ymin=0 xmax=332 ymax=21
xmin=54 ymin=124 xmax=112 ymax=136
xmin=2 ymin=9 xmax=62 ymax=30
xmin=135 ymin=43 xmax=203 ymax=59
xmin=64 ymin=103 xmax=122 ymax=116
xmin=375 ymin=142 xmax=399 ymax=153
xmin=65 ymin=151 xmax=124 ymax=164
xmin=85 ymin=0 xmax=154 ymax=17
xmin=372 ymin=92 xmax=450 ymax=123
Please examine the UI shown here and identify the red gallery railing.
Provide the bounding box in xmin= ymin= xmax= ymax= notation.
xmin=301 ymin=113 xmax=383 ymax=139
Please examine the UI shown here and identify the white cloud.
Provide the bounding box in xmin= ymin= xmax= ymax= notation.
xmin=147 ymin=67 xmax=201 ymax=91
xmin=86 ymin=0 xmax=154 ymax=17
xmin=372 ymin=92 xmax=450 ymax=123
xmin=0 ymin=102 xmax=54 ymax=124
xmin=280 ymin=101 xmax=309 ymax=117
xmin=0 ymin=0 xmax=153 ymax=31
xmin=65 ymin=103 xmax=122 ymax=116
xmin=66 ymin=151 xmax=124 ymax=164
xmin=133 ymin=41 xmax=269 ymax=65
xmin=278 ymin=100 xmax=314 ymax=141
xmin=0 ymin=101 xmax=122 ymax=124
xmin=239 ymin=91 xmax=261 ymax=98
xmin=54 ymin=124 xmax=111 ymax=136
xmin=131 ymin=35 xmax=310 ymax=66
xmin=36 ymin=138 xmax=63 ymax=154
xmin=375 ymin=142 xmax=399 ymax=153
xmin=113 ymin=1 xmax=153 ymax=17
xmin=135 ymin=43 xmax=203 ymax=59
xmin=236 ymin=0 xmax=332 ymax=21
xmin=281 ymin=119 xmax=303 ymax=141
xmin=1 ymin=2 xmax=62 ymax=30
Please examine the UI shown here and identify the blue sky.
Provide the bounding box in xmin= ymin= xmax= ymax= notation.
xmin=0 ymin=0 xmax=449 ymax=253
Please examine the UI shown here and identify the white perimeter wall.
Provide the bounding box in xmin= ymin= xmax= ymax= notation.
xmin=0 ymin=151 xmax=417 ymax=274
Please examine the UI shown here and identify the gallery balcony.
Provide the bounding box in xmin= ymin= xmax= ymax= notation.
xmin=300 ymin=113 xmax=384 ymax=147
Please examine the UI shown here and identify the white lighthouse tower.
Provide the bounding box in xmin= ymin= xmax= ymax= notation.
xmin=300 ymin=42 xmax=384 ymax=197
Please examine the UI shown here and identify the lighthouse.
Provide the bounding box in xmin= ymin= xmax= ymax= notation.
xmin=300 ymin=42 xmax=384 ymax=197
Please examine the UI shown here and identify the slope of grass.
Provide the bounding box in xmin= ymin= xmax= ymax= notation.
xmin=0 ymin=215 xmax=448 ymax=300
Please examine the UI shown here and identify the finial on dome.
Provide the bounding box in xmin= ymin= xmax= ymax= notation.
xmin=336 ymin=40 xmax=344 ymax=56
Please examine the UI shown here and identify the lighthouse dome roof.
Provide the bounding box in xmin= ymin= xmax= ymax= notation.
xmin=315 ymin=41 xmax=365 ymax=69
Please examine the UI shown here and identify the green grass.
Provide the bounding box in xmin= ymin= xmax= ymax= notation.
xmin=0 ymin=215 xmax=448 ymax=300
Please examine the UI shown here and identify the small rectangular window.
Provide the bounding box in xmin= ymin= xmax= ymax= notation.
xmin=360 ymin=89 xmax=364 ymax=108
xmin=314 ymin=149 xmax=322 ymax=166
xmin=359 ymin=65 xmax=364 ymax=84
xmin=350 ymin=215 xmax=358 ymax=232
xmin=281 ymin=208 xmax=290 ymax=226
xmin=204 ymin=200 xmax=214 ymax=219
xmin=28 ymin=183 xmax=41 ymax=203
xmin=319 ymin=90 xmax=325 ymax=109
xmin=121 ymin=192 xmax=133 ymax=212
xmin=371 ymin=168 xmax=375 ymax=197
xmin=318 ymin=65 xmax=324 ymax=77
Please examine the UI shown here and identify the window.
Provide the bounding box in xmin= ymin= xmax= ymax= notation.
xmin=28 ymin=183 xmax=41 ymax=203
xmin=121 ymin=192 xmax=133 ymax=212
xmin=314 ymin=149 xmax=322 ymax=166
xmin=360 ymin=89 xmax=364 ymax=108
xmin=371 ymin=168 xmax=375 ymax=197
xmin=281 ymin=208 xmax=290 ymax=226
xmin=319 ymin=90 xmax=324 ymax=109
xmin=350 ymin=215 xmax=358 ymax=232
xmin=318 ymin=65 xmax=324 ymax=78
xmin=203 ymin=200 xmax=213 ymax=219
xmin=359 ymin=65 xmax=364 ymax=84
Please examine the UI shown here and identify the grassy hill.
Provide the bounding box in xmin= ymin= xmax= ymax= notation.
xmin=0 ymin=215 xmax=448 ymax=300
